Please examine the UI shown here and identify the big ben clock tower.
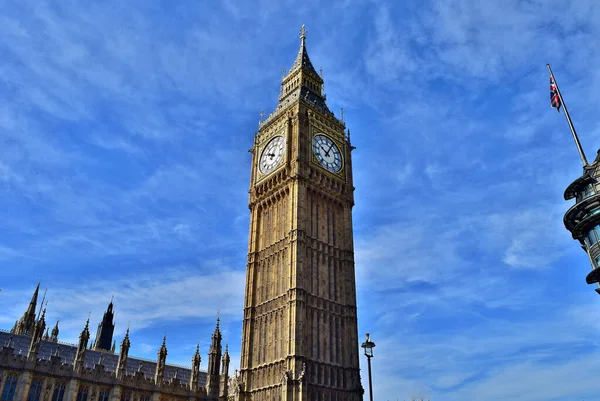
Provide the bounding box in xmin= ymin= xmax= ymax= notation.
xmin=234 ymin=26 xmax=363 ymax=401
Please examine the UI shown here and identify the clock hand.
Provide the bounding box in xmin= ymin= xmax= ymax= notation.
xmin=320 ymin=146 xmax=331 ymax=157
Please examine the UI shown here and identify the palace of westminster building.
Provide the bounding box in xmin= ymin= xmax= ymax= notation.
xmin=0 ymin=26 xmax=365 ymax=401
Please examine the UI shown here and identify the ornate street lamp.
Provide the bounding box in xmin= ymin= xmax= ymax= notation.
xmin=361 ymin=333 xmax=376 ymax=401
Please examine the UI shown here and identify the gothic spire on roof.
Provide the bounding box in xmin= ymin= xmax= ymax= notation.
xmin=13 ymin=282 xmax=41 ymax=336
xmin=30 ymin=282 xmax=40 ymax=308
xmin=221 ymin=342 xmax=230 ymax=375
xmin=155 ymin=332 xmax=168 ymax=384
xmin=158 ymin=332 xmax=168 ymax=357
xmin=37 ymin=289 xmax=47 ymax=319
xmin=122 ymin=326 xmax=130 ymax=345
xmin=50 ymin=320 xmax=59 ymax=342
xmin=116 ymin=326 xmax=131 ymax=379
xmin=94 ymin=298 xmax=116 ymax=351
xmin=190 ymin=342 xmax=201 ymax=391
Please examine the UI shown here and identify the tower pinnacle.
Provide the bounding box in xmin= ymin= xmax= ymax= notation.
xmin=155 ymin=334 xmax=168 ymax=384
xmin=12 ymin=282 xmax=41 ymax=336
xmin=50 ymin=319 xmax=59 ymax=342
xmin=116 ymin=327 xmax=131 ymax=379
xmin=206 ymin=315 xmax=223 ymax=397
xmin=94 ymin=299 xmax=116 ymax=352
xmin=74 ymin=316 xmax=91 ymax=373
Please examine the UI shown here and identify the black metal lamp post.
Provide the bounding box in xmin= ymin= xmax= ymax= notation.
xmin=361 ymin=333 xmax=376 ymax=401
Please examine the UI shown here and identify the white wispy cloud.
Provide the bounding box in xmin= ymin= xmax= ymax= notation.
xmin=0 ymin=265 xmax=245 ymax=344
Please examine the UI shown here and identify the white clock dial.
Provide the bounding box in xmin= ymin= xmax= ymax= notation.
xmin=259 ymin=136 xmax=285 ymax=174
xmin=312 ymin=134 xmax=343 ymax=173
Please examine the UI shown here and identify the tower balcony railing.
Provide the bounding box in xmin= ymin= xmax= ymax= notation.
xmin=563 ymin=193 xmax=600 ymax=232
xmin=564 ymin=172 xmax=595 ymax=200
xmin=586 ymin=266 xmax=600 ymax=285
xmin=569 ymin=212 xmax=600 ymax=241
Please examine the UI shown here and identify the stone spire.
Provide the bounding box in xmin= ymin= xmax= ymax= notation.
xmin=219 ymin=343 xmax=230 ymax=400
xmin=154 ymin=334 xmax=168 ymax=384
xmin=116 ymin=327 xmax=131 ymax=379
xmin=268 ymin=25 xmax=335 ymax=125
xmin=190 ymin=344 xmax=201 ymax=392
xmin=93 ymin=299 xmax=115 ymax=352
xmin=206 ymin=315 xmax=222 ymax=398
xmin=50 ymin=320 xmax=60 ymax=342
xmin=221 ymin=343 xmax=230 ymax=375
xmin=74 ymin=316 xmax=91 ymax=373
xmin=27 ymin=307 xmax=46 ymax=362
xmin=289 ymin=24 xmax=319 ymax=77
xmin=13 ymin=282 xmax=40 ymax=336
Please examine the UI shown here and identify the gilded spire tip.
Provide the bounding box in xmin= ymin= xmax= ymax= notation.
xmin=300 ymin=25 xmax=307 ymax=44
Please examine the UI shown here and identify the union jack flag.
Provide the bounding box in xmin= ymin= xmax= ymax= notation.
xmin=550 ymin=76 xmax=561 ymax=112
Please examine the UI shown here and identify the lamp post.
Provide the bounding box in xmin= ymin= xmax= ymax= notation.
xmin=361 ymin=333 xmax=376 ymax=401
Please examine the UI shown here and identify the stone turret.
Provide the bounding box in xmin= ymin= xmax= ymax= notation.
xmin=154 ymin=335 xmax=168 ymax=384
xmin=27 ymin=308 xmax=46 ymax=362
xmin=115 ymin=327 xmax=130 ymax=379
xmin=206 ymin=316 xmax=222 ymax=398
xmin=12 ymin=282 xmax=40 ymax=336
xmin=93 ymin=299 xmax=115 ymax=352
xmin=219 ymin=344 xmax=230 ymax=400
xmin=50 ymin=320 xmax=60 ymax=342
xmin=74 ymin=317 xmax=90 ymax=373
xmin=190 ymin=344 xmax=201 ymax=392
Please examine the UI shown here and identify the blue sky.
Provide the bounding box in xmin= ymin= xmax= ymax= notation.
xmin=1 ymin=0 xmax=600 ymax=400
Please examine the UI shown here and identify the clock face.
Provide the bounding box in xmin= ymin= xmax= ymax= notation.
xmin=259 ymin=136 xmax=285 ymax=174
xmin=312 ymin=134 xmax=343 ymax=173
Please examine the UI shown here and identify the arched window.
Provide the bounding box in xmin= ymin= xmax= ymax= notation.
xmin=1 ymin=375 xmax=18 ymax=401
xmin=51 ymin=383 xmax=66 ymax=401
xmin=120 ymin=390 xmax=131 ymax=401
xmin=75 ymin=386 xmax=88 ymax=401
xmin=27 ymin=378 xmax=44 ymax=401
xmin=98 ymin=389 xmax=110 ymax=401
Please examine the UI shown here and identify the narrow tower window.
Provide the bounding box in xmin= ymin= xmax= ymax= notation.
xmin=51 ymin=383 xmax=66 ymax=401
xmin=27 ymin=379 xmax=43 ymax=401
xmin=75 ymin=386 xmax=88 ymax=401
xmin=1 ymin=376 xmax=18 ymax=401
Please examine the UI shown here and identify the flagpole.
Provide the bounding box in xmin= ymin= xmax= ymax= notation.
xmin=547 ymin=64 xmax=588 ymax=166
